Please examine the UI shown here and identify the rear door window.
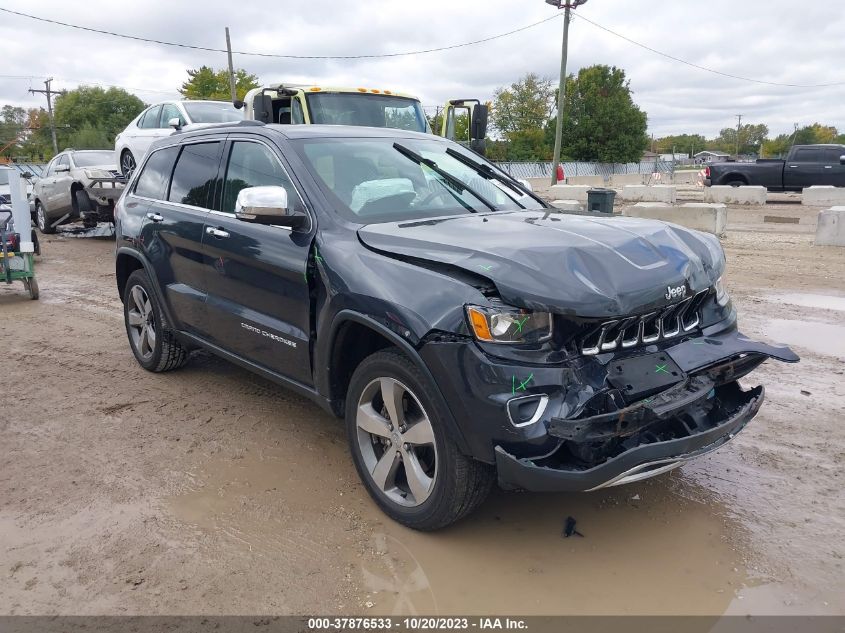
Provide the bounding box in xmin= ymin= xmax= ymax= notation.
xmin=168 ymin=142 xmax=223 ymax=208
xmin=792 ymin=148 xmax=822 ymax=163
xmin=139 ymin=106 xmax=162 ymax=130
xmin=134 ymin=146 xmax=179 ymax=200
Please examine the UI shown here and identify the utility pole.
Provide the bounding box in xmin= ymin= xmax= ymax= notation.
xmin=735 ymin=114 xmax=743 ymax=158
xmin=29 ymin=78 xmax=63 ymax=154
xmin=547 ymin=0 xmax=588 ymax=186
xmin=225 ymin=27 xmax=238 ymax=104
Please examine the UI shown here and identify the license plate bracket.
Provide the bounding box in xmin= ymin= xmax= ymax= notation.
xmin=606 ymin=352 xmax=685 ymax=401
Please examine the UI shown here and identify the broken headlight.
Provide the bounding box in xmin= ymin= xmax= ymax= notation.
xmin=714 ymin=276 xmax=731 ymax=307
xmin=466 ymin=305 xmax=553 ymax=344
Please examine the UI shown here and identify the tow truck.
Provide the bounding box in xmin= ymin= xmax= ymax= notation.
xmin=241 ymin=84 xmax=488 ymax=155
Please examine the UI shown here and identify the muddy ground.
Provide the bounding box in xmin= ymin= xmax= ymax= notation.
xmin=1 ymin=204 xmax=843 ymax=616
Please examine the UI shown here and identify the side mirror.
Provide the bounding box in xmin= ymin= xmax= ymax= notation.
xmin=168 ymin=117 xmax=182 ymax=130
xmin=840 ymin=155 xmax=845 ymax=165
xmin=55 ymin=164 xmax=70 ymax=173
xmin=471 ymin=104 xmax=489 ymax=141
xmin=518 ymin=179 xmax=533 ymax=192
xmin=235 ymin=186 xmax=308 ymax=228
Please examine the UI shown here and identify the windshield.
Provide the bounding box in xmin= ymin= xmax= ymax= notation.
xmin=293 ymin=137 xmax=543 ymax=223
xmin=305 ymin=93 xmax=428 ymax=133
xmin=72 ymin=151 xmax=115 ymax=167
xmin=183 ymin=101 xmax=244 ymax=124
xmin=0 ymin=170 xmax=9 ymax=186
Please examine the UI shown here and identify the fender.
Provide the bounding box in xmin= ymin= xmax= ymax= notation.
xmin=319 ymin=309 xmax=472 ymax=455
xmin=115 ymin=246 xmax=177 ymax=329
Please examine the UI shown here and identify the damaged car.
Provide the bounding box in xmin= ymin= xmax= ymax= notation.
xmin=33 ymin=149 xmax=124 ymax=234
xmin=114 ymin=123 xmax=799 ymax=530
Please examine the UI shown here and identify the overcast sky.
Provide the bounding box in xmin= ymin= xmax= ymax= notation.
xmin=1 ymin=0 xmax=843 ymax=138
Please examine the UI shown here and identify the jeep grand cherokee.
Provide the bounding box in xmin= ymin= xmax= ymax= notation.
xmin=114 ymin=122 xmax=798 ymax=530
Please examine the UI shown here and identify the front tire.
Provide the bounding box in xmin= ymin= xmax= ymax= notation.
xmin=35 ymin=202 xmax=55 ymax=234
xmin=345 ymin=349 xmax=494 ymax=530
xmin=123 ymin=269 xmax=188 ymax=372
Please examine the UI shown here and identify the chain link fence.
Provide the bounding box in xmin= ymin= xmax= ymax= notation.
xmin=492 ymin=160 xmax=676 ymax=180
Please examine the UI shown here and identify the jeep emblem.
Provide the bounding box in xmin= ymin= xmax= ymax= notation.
xmin=665 ymin=284 xmax=687 ymax=301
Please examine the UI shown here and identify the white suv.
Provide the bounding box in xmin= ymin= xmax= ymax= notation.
xmin=114 ymin=100 xmax=243 ymax=176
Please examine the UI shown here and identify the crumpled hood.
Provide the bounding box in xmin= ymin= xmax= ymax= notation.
xmin=357 ymin=211 xmax=726 ymax=318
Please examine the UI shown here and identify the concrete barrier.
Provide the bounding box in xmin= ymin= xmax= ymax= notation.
xmin=815 ymin=207 xmax=845 ymax=246
xmin=610 ymin=173 xmax=645 ymax=188
xmin=802 ymin=186 xmax=845 ymax=206
xmin=619 ymin=185 xmax=677 ymax=203
xmin=704 ymin=185 xmax=767 ymax=205
xmin=549 ymin=184 xmax=590 ymax=202
xmin=550 ymin=199 xmax=583 ymax=212
xmin=673 ymin=171 xmax=702 ymax=185
xmin=566 ymin=175 xmax=605 ymax=187
xmin=621 ymin=202 xmax=727 ymax=236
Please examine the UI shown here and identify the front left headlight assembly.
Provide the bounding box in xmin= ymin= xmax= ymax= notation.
xmin=466 ymin=305 xmax=553 ymax=344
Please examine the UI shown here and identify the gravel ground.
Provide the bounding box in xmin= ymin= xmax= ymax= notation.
xmin=0 ymin=207 xmax=842 ymax=616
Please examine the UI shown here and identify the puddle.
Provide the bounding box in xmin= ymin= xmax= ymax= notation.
xmin=764 ymin=319 xmax=845 ymax=357
xmin=167 ymin=448 xmax=763 ymax=616
xmin=361 ymin=481 xmax=757 ymax=616
xmin=765 ymin=292 xmax=845 ymax=312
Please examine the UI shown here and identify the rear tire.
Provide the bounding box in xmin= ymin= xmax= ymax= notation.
xmin=725 ymin=180 xmax=746 ymax=187
xmin=345 ymin=349 xmax=494 ymax=531
xmin=120 ymin=150 xmax=136 ymax=178
xmin=123 ymin=269 xmax=188 ymax=372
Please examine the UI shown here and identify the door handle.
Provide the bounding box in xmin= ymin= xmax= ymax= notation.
xmin=206 ymin=227 xmax=230 ymax=238
xmin=146 ymin=212 xmax=164 ymax=222
xmin=788 ymin=165 xmax=798 ymax=168
xmin=824 ymin=165 xmax=832 ymax=169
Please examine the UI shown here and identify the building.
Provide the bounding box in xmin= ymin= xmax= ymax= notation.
xmin=693 ymin=151 xmax=731 ymax=164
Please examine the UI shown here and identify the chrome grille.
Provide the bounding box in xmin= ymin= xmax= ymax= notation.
xmin=581 ymin=290 xmax=709 ymax=356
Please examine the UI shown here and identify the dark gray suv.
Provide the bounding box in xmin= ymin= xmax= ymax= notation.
xmin=114 ymin=122 xmax=798 ymax=530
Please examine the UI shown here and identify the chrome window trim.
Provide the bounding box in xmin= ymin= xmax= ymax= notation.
xmin=128 ymin=135 xmax=313 ymax=233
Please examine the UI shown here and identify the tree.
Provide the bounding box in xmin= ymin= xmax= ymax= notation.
xmin=179 ymin=66 xmax=260 ymax=101
xmin=491 ymin=73 xmax=555 ymax=137
xmin=556 ymin=65 xmax=648 ymax=163
xmin=654 ymin=133 xmax=707 ymax=157
xmin=761 ymin=123 xmax=841 ymax=157
xmin=708 ymin=123 xmax=769 ymax=156
xmin=53 ymin=86 xmax=145 ymax=151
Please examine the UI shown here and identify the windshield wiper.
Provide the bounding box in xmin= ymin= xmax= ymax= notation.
xmin=445 ymin=147 xmax=545 ymax=209
xmin=393 ymin=143 xmax=497 ymax=212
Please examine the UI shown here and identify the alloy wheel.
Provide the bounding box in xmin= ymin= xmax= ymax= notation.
xmin=126 ymin=284 xmax=156 ymax=361
xmin=355 ymin=377 xmax=438 ymax=507
xmin=121 ymin=151 xmax=136 ymax=178
xmin=36 ymin=205 xmax=46 ymax=231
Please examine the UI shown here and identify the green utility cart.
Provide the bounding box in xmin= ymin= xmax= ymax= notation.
xmin=0 ymin=207 xmax=38 ymax=300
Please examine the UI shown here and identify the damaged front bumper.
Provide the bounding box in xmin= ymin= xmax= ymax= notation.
xmin=420 ymin=324 xmax=798 ymax=493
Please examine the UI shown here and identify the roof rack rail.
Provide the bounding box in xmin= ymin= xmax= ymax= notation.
xmin=176 ymin=120 xmax=265 ymax=134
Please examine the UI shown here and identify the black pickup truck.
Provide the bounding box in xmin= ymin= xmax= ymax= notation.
xmin=705 ymin=144 xmax=845 ymax=190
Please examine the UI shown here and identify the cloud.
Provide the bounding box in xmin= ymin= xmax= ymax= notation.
xmin=1 ymin=0 xmax=843 ymax=138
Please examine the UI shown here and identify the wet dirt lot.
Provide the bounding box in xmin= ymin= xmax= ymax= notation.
xmin=1 ymin=208 xmax=843 ymax=616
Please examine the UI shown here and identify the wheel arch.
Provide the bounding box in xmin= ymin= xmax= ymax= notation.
xmin=719 ymin=173 xmax=748 ymax=185
xmin=320 ymin=310 xmax=471 ymax=455
xmin=115 ymin=247 xmax=176 ymax=328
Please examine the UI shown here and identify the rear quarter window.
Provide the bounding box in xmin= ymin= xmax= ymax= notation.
xmin=133 ymin=146 xmax=179 ymax=200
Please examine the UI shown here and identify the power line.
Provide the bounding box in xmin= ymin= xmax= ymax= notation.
xmin=574 ymin=14 xmax=845 ymax=88
xmin=0 ymin=7 xmax=562 ymax=59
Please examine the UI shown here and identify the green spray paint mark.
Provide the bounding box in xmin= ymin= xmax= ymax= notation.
xmin=654 ymin=364 xmax=669 ymax=374
xmin=512 ymin=373 xmax=534 ymax=394
xmin=478 ymin=264 xmax=493 ymax=271
xmin=513 ymin=315 xmax=530 ymax=333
